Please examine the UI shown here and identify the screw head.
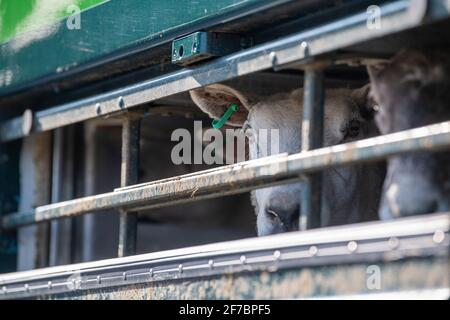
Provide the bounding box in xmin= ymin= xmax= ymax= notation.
xmin=118 ymin=96 xmax=125 ymax=108
xmin=309 ymin=246 xmax=318 ymax=256
xmin=388 ymin=237 xmax=399 ymax=249
xmin=348 ymin=241 xmax=358 ymax=253
xmin=269 ymin=51 xmax=277 ymax=67
xmin=300 ymin=41 xmax=309 ymax=57
xmin=273 ymin=250 xmax=281 ymax=260
xmin=433 ymin=230 xmax=445 ymax=244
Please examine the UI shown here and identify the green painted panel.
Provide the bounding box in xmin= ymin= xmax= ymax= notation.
xmin=0 ymin=0 xmax=278 ymax=95
xmin=0 ymin=0 xmax=109 ymax=43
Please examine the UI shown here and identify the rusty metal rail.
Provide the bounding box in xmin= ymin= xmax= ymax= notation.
xmin=0 ymin=213 xmax=448 ymax=300
xmin=2 ymin=121 xmax=449 ymax=230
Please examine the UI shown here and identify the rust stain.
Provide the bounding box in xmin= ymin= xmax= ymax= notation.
xmin=44 ymin=257 xmax=449 ymax=300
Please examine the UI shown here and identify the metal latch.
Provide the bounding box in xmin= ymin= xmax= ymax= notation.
xmin=172 ymin=31 xmax=243 ymax=66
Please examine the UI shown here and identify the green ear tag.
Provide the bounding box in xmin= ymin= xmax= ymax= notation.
xmin=211 ymin=104 xmax=239 ymax=129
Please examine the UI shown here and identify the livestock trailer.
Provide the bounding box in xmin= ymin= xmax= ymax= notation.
xmin=0 ymin=0 xmax=449 ymax=300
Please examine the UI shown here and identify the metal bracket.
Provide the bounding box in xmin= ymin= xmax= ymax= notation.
xmin=172 ymin=31 xmax=243 ymax=66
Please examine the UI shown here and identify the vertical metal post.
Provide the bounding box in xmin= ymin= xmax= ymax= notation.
xmin=300 ymin=67 xmax=324 ymax=231
xmin=17 ymin=132 xmax=52 ymax=270
xmin=118 ymin=113 xmax=141 ymax=257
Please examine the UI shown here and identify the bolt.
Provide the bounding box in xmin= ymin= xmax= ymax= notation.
xmin=388 ymin=237 xmax=399 ymax=249
xmin=433 ymin=230 xmax=445 ymax=244
xmin=273 ymin=250 xmax=281 ymax=260
xmin=240 ymin=255 xmax=247 ymax=264
xmin=348 ymin=241 xmax=358 ymax=253
xmin=95 ymin=103 xmax=101 ymax=115
xmin=208 ymin=260 xmax=214 ymax=269
xmin=118 ymin=96 xmax=125 ymax=109
xmin=300 ymin=41 xmax=310 ymax=57
xmin=309 ymin=246 xmax=318 ymax=256
xmin=178 ymin=264 xmax=183 ymax=274
xmin=269 ymin=51 xmax=278 ymax=68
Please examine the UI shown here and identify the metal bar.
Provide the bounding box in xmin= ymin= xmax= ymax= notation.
xmin=2 ymin=121 xmax=450 ymax=229
xmin=49 ymin=128 xmax=74 ymax=266
xmin=16 ymin=133 xmax=52 ymax=270
xmin=49 ymin=128 xmax=64 ymax=266
xmin=300 ymin=68 xmax=324 ymax=230
xmin=0 ymin=213 xmax=448 ymax=300
xmin=0 ymin=0 xmax=433 ymax=143
xmin=118 ymin=114 xmax=141 ymax=257
xmin=3 ymin=258 xmax=449 ymax=300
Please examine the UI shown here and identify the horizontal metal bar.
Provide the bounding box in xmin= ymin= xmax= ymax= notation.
xmin=2 ymin=121 xmax=450 ymax=229
xmin=0 ymin=0 xmax=436 ymax=142
xmin=0 ymin=213 xmax=448 ymax=299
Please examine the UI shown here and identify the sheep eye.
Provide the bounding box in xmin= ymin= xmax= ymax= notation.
xmin=266 ymin=209 xmax=282 ymax=223
xmin=346 ymin=119 xmax=361 ymax=138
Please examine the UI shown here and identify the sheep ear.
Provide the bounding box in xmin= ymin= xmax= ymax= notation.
xmin=189 ymin=84 xmax=252 ymax=127
xmin=367 ymin=63 xmax=388 ymax=82
xmin=351 ymin=84 xmax=378 ymax=120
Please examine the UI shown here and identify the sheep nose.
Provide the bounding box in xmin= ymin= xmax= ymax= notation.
xmin=265 ymin=204 xmax=300 ymax=232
